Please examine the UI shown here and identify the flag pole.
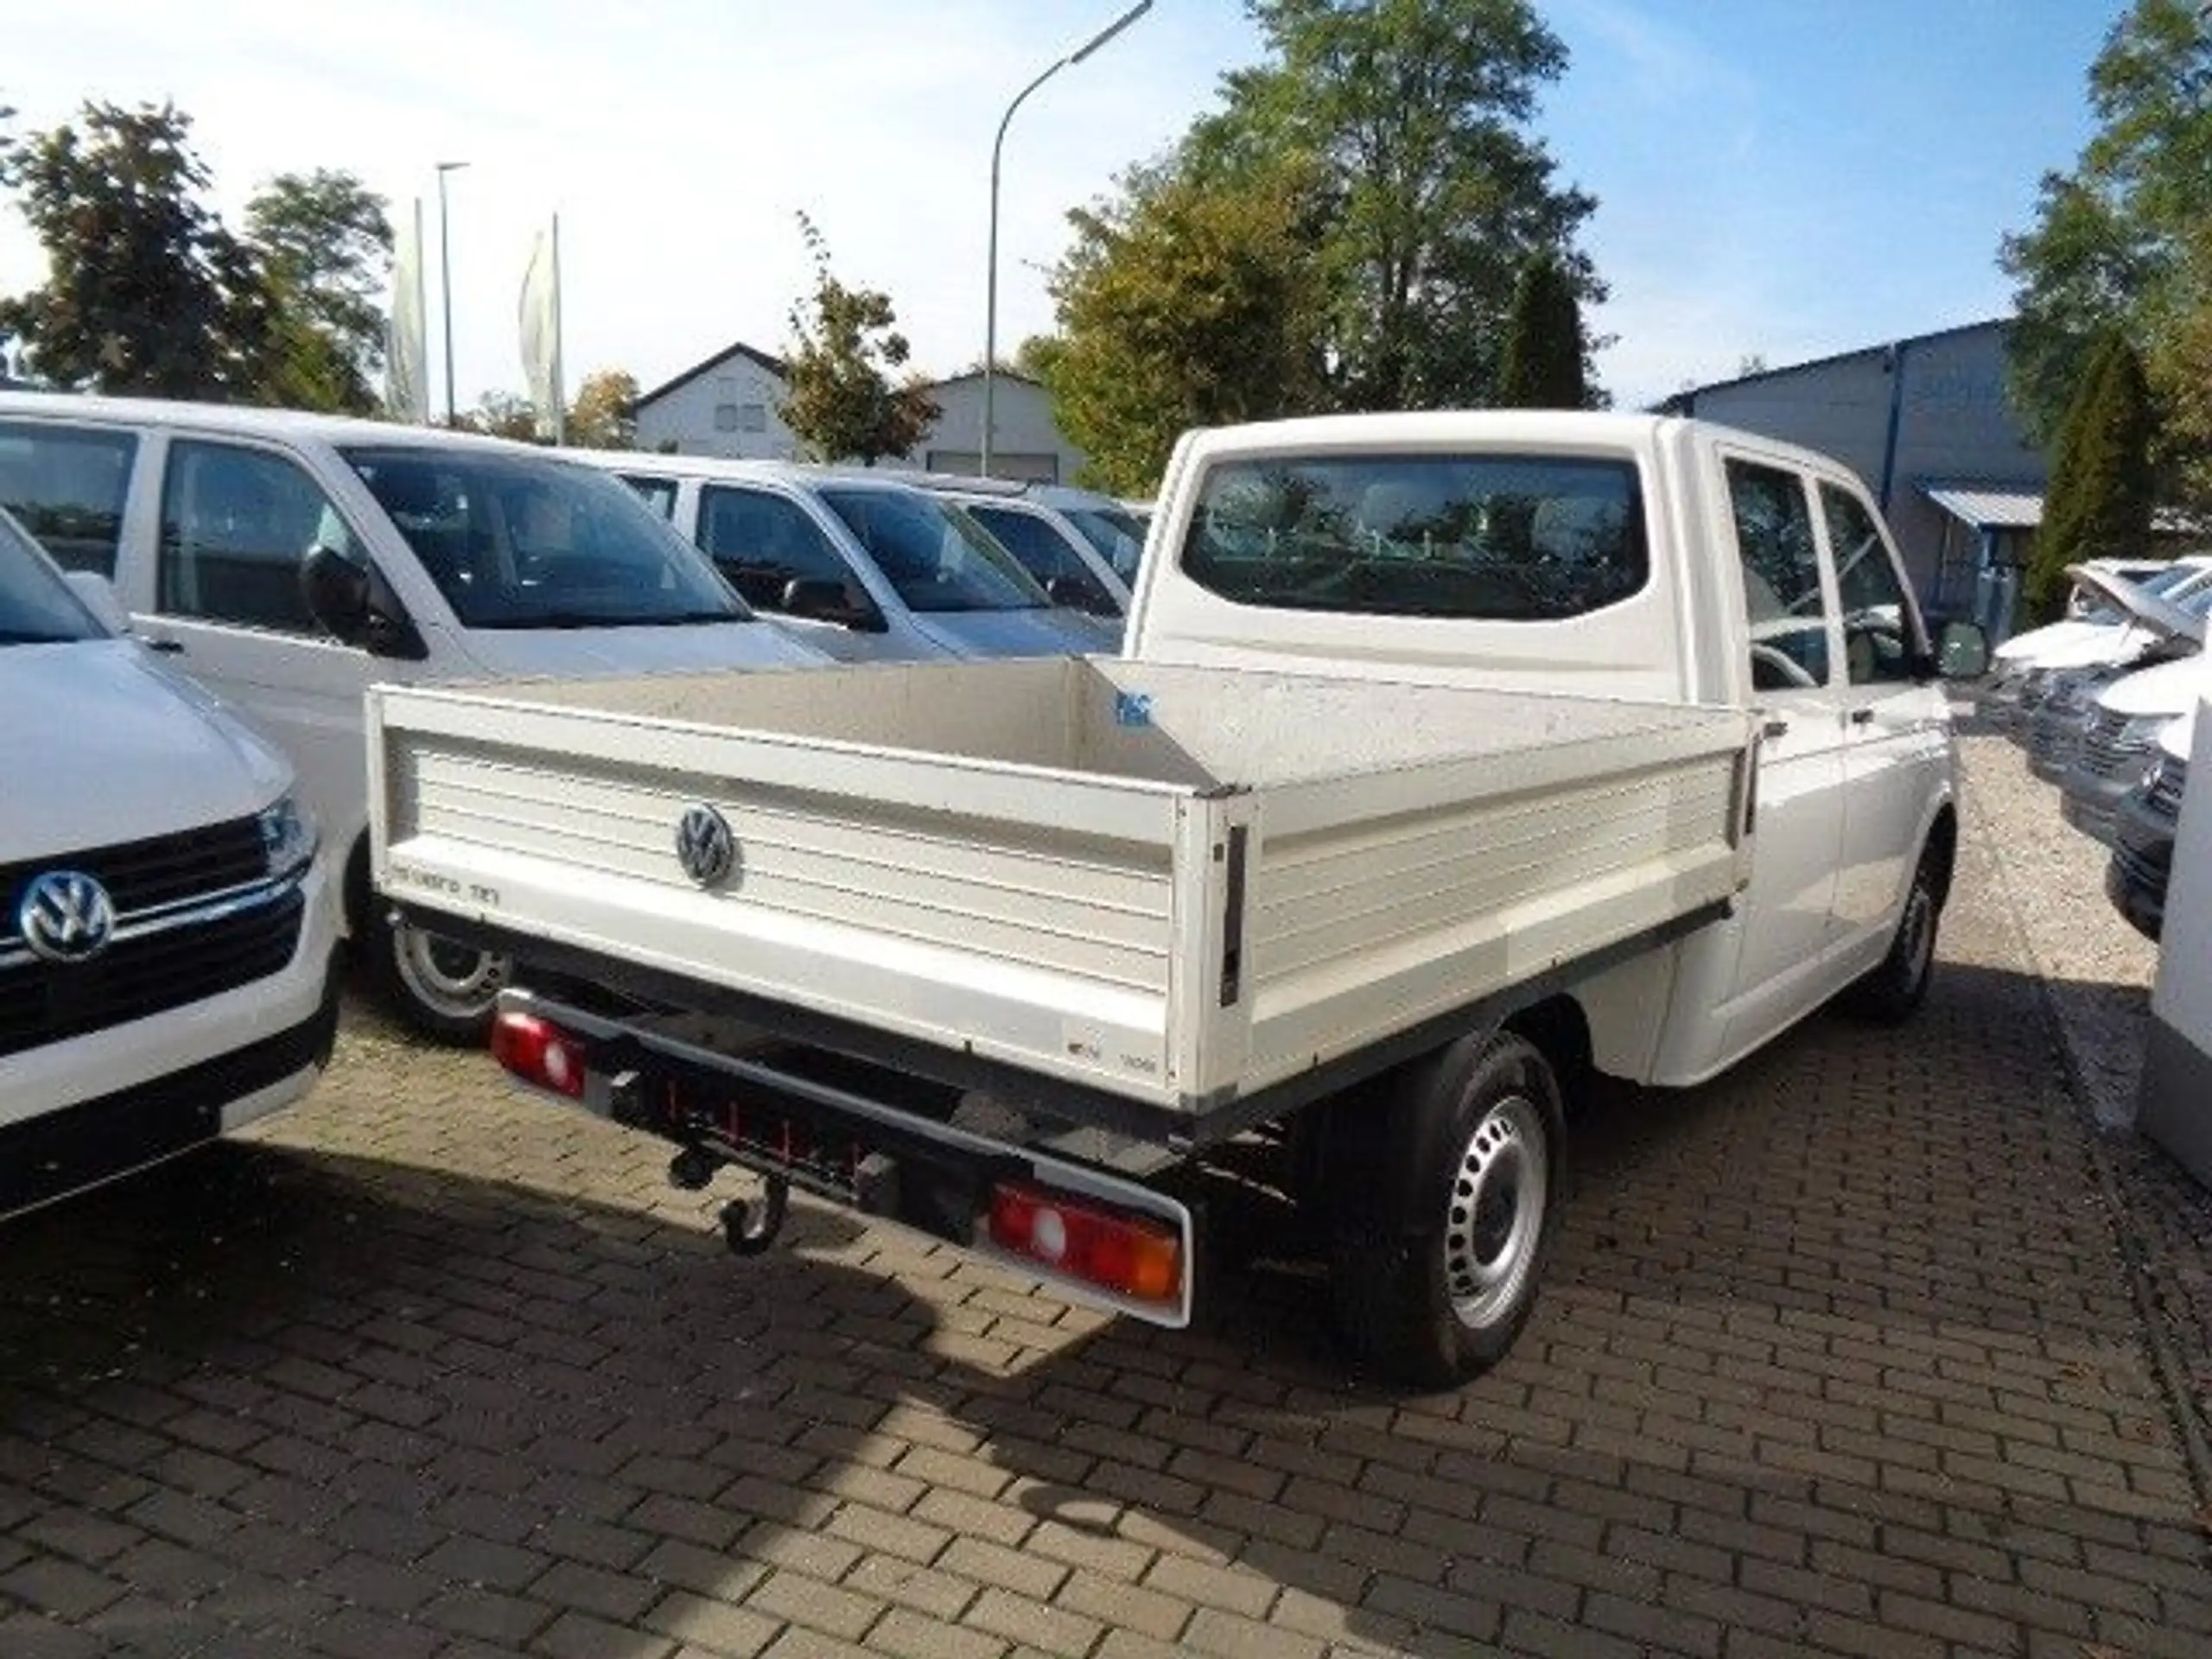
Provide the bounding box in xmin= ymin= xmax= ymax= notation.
xmin=410 ymin=198 xmax=429 ymax=424
xmin=550 ymin=213 xmax=566 ymax=447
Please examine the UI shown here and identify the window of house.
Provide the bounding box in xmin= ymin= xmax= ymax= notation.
xmin=739 ymin=404 xmax=767 ymax=434
xmin=713 ymin=404 xmax=740 ymax=433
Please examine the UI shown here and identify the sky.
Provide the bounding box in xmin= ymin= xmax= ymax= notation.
xmin=0 ymin=0 xmax=2133 ymax=416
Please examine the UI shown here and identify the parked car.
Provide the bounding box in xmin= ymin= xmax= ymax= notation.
xmin=2107 ymin=709 xmax=2190 ymax=940
xmin=1 ymin=503 xmax=339 ymax=1216
xmin=576 ymin=452 xmax=1118 ymax=661
xmin=2062 ymin=652 xmax=2209 ymax=844
xmin=1986 ymin=555 xmax=2212 ymax=729
xmin=372 ymin=410 xmax=1987 ymax=1386
xmin=902 ymin=474 xmax=1130 ymax=621
xmin=2011 ymin=566 xmax=2212 ymax=760
xmin=0 ymin=393 xmax=821 ymax=1041
xmin=2067 ymin=556 xmax=2175 ymax=618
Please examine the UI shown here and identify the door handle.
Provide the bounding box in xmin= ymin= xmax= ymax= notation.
xmin=1848 ymin=707 xmax=1875 ymax=726
xmin=1762 ymin=718 xmax=1789 ymax=741
xmin=138 ymin=635 xmax=185 ymax=654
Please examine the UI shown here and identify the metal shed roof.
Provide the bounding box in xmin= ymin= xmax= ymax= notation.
xmin=1922 ymin=483 xmax=2042 ymax=531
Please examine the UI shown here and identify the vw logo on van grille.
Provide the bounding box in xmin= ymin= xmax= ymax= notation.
xmin=18 ymin=870 xmax=118 ymax=963
xmin=674 ymin=804 xmax=737 ymax=888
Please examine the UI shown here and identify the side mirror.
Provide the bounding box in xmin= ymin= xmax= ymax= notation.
xmin=1936 ymin=618 xmax=1990 ymax=682
xmin=302 ymin=544 xmax=372 ymax=645
xmin=62 ymin=569 xmax=131 ymax=635
xmin=782 ymin=576 xmax=885 ymax=632
xmin=302 ymin=545 xmax=428 ymax=659
xmin=1045 ymin=575 xmax=1114 ymax=616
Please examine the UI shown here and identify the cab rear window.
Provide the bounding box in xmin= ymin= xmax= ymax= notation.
xmin=1181 ymin=453 xmax=1648 ymax=620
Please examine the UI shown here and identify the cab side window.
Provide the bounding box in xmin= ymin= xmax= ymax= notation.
xmin=1821 ymin=483 xmax=1921 ymax=686
xmin=159 ymin=441 xmax=363 ymax=634
xmin=1725 ymin=459 xmax=1832 ymax=691
xmin=0 ymin=422 xmax=138 ymax=576
xmin=697 ymin=486 xmax=850 ymax=612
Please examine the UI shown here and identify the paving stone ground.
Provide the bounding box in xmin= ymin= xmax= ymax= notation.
xmin=2 ymin=730 xmax=2209 ymax=1657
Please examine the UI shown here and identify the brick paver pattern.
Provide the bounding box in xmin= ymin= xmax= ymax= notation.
xmin=1 ymin=732 xmax=2207 ymax=1657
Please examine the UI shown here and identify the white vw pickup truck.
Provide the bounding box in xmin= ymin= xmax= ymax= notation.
xmin=356 ymin=412 xmax=1986 ymax=1386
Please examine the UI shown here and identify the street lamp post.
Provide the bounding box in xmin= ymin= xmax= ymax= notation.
xmin=435 ymin=161 xmax=469 ymax=426
xmin=982 ymin=1 xmax=1150 ymax=476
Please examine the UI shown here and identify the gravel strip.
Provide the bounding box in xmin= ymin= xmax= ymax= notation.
xmin=1958 ymin=706 xmax=2212 ymax=1501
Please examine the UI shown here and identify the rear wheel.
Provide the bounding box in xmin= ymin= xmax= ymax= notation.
xmin=372 ymin=914 xmax=511 ymax=1046
xmin=1328 ymin=1032 xmax=1566 ymax=1389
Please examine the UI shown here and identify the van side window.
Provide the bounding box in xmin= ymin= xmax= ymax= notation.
xmin=620 ymin=474 xmax=677 ymax=519
xmin=159 ymin=441 xmax=362 ymax=635
xmin=1724 ymin=459 xmax=1832 ymax=691
xmin=0 ymin=422 xmax=138 ymax=577
xmin=1821 ymin=483 xmax=1922 ymax=686
xmin=697 ymin=486 xmax=849 ymax=612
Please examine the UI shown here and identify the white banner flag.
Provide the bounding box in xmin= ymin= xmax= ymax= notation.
xmin=385 ymin=199 xmax=429 ymax=423
xmin=518 ymin=217 xmax=564 ymax=443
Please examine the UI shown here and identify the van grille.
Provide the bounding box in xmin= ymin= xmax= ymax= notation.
xmin=0 ymin=817 xmax=300 ymax=1058
xmin=2149 ymin=756 xmax=2189 ymax=821
xmin=2076 ymin=709 xmax=2153 ymax=782
xmin=0 ymin=817 xmax=268 ymax=918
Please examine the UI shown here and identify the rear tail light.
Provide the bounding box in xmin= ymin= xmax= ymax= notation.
xmin=492 ymin=1009 xmax=587 ymax=1099
xmin=985 ymin=1181 xmax=1182 ymax=1307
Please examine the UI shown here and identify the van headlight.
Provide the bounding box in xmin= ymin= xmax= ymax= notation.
xmin=258 ymin=794 xmax=319 ymax=879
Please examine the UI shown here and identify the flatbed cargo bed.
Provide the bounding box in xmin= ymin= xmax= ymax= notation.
xmin=370 ymin=656 xmax=1754 ymax=1124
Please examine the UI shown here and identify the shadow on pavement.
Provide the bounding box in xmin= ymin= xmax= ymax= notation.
xmin=0 ymin=947 xmax=2204 ymax=1656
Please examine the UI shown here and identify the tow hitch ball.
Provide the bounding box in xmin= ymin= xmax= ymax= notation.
xmin=666 ymin=1147 xmax=791 ymax=1256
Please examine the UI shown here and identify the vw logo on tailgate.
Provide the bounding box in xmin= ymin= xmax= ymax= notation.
xmin=18 ymin=870 xmax=118 ymax=963
xmin=674 ymin=804 xmax=737 ymax=888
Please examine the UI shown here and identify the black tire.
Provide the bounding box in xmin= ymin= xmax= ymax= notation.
xmin=369 ymin=912 xmax=510 ymax=1046
xmin=1327 ymin=1031 xmax=1566 ymax=1390
xmin=1844 ymin=846 xmax=1941 ymax=1025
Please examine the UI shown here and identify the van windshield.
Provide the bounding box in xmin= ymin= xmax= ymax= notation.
xmin=0 ymin=507 xmax=104 ymax=645
xmin=817 ymin=486 xmax=1048 ymax=613
xmin=342 ymin=447 xmax=747 ymax=630
xmin=1062 ymin=505 xmax=1147 ymax=585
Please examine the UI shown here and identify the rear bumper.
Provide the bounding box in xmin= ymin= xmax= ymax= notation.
xmin=493 ymin=988 xmax=1197 ymax=1328
xmin=0 ymin=957 xmax=340 ymax=1218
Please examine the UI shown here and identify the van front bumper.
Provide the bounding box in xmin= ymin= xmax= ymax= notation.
xmin=0 ymin=955 xmax=340 ymax=1217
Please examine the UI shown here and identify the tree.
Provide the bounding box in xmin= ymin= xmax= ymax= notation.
xmin=244 ymin=169 xmax=392 ymax=413
xmin=2000 ymin=0 xmax=2212 ymax=446
xmin=454 ymin=391 xmax=541 ymax=441
xmin=1179 ymin=0 xmax=1601 ymax=411
xmin=778 ymin=214 xmax=938 ymax=465
xmin=1044 ymin=158 xmax=1325 ymax=494
xmin=1495 ymin=250 xmax=1589 ymax=408
xmin=566 ymin=368 xmax=639 ymax=449
xmin=0 ymin=102 xmax=273 ymax=397
xmin=2030 ymin=331 xmax=2158 ymax=618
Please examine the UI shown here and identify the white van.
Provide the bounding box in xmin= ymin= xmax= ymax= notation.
xmin=0 ymin=394 xmax=821 ymax=1040
xmin=905 ymin=476 xmax=1130 ymax=621
xmin=1 ymin=504 xmax=338 ymax=1214
xmin=577 ymin=452 xmax=1119 ymax=663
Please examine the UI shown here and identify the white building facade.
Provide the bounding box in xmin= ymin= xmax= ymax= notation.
xmin=632 ymin=343 xmax=804 ymax=462
xmin=631 ymin=344 xmax=1085 ymax=482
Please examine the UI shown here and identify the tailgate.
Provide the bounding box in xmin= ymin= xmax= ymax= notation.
xmin=369 ymin=681 xmax=1204 ymax=1109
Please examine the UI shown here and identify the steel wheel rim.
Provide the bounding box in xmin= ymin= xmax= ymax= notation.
xmin=393 ymin=924 xmax=509 ymax=1020
xmin=1444 ymin=1093 xmax=1548 ymax=1331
